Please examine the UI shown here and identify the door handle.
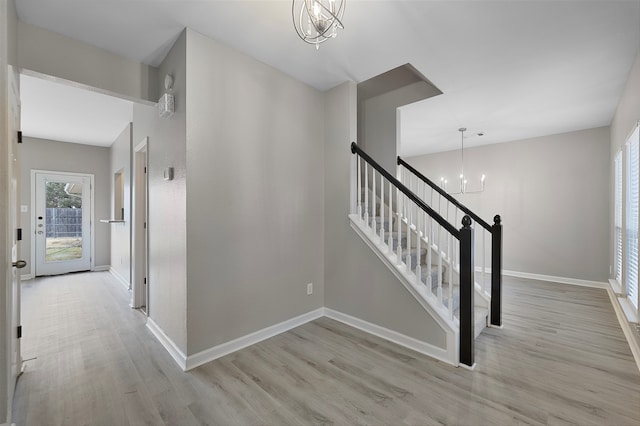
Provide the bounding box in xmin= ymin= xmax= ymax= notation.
xmin=12 ymin=260 xmax=27 ymax=269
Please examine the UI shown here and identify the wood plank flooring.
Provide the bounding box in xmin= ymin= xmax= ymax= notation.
xmin=12 ymin=272 xmax=640 ymax=425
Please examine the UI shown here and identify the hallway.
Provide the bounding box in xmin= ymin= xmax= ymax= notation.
xmin=12 ymin=271 xmax=640 ymax=425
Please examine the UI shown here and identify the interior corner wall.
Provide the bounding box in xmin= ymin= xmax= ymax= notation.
xmin=17 ymin=21 xmax=159 ymax=102
xmin=611 ymin=51 xmax=640 ymax=155
xmin=407 ymin=127 xmax=611 ymax=282
xmin=358 ymin=81 xmax=441 ymax=173
xmin=610 ymin=51 xmax=640 ymax=279
xmin=184 ymin=29 xmax=325 ymax=356
xmin=142 ymin=30 xmax=187 ymax=353
xmin=20 ymin=137 xmax=111 ymax=276
xmin=324 ymin=82 xmax=447 ymax=349
xmin=109 ymin=124 xmax=133 ymax=287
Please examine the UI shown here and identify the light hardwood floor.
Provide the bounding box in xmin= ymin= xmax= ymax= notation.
xmin=12 ymin=271 xmax=640 ymax=425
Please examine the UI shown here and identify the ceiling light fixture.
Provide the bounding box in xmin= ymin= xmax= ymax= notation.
xmin=292 ymin=0 xmax=345 ymax=50
xmin=440 ymin=127 xmax=486 ymax=194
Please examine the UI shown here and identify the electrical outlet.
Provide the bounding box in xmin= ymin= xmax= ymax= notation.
xmin=307 ymin=283 xmax=313 ymax=295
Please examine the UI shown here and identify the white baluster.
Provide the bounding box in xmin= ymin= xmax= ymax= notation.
xmin=416 ymin=208 xmax=422 ymax=286
xmin=446 ymin=202 xmax=450 ymax=260
xmin=408 ymin=175 xmax=413 ymax=226
xmin=427 ymin=219 xmax=433 ymax=293
xmin=406 ymin=200 xmax=412 ymax=272
xmin=379 ymin=174 xmax=385 ymax=242
xmin=423 ymin=184 xmax=428 ymax=238
xmin=388 ymin=177 xmax=394 ymax=253
xmin=403 ymin=169 xmax=408 ymax=220
xmin=371 ymin=168 xmax=377 ymax=234
xmin=357 ymin=157 xmax=362 ymax=219
xmin=397 ymin=186 xmax=403 ymax=266
xmin=437 ymin=224 xmax=443 ymax=305
xmin=364 ymin=163 xmax=369 ymax=227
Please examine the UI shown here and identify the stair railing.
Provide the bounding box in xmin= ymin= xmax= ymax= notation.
xmin=397 ymin=156 xmax=502 ymax=327
xmin=351 ymin=142 xmax=476 ymax=367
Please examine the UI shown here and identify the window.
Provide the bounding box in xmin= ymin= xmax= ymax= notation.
xmin=615 ymin=151 xmax=623 ymax=284
xmin=626 ymin=126 xmax=640 ymax=310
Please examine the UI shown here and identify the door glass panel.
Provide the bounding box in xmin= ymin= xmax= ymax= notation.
xmin=45 ymin=181 xmax=83 ymax=262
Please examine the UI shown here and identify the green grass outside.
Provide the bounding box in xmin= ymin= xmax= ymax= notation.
xmin=46 ymin=237 xmax=82 ymax=262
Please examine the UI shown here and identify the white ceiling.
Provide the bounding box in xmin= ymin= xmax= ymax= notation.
xmin=15 ymin=1 xmax=640 ymax=155
xmin=20 ymin=74 xmax=133 ymax=147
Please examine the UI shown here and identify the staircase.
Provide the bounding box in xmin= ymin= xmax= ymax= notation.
xmin=350 ymin=142 xmax=502 ymax=368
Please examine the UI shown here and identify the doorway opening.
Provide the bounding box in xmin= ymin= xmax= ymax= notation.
xmin=132 ymin=138 xmax=148 ymax=314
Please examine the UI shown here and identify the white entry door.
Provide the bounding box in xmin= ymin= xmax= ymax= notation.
xmin=34 ymin=172 xmax=92 ymax=276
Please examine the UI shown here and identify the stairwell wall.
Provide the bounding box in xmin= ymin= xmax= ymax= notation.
xmin=324 ymin=82 xmax=448 ymax=350
xmin=358 ymin=81 xmax=441 ymax=173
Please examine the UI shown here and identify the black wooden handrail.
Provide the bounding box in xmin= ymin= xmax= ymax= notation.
xmin=397 ymin=156 xmax=492 ymax=231
xmin=352 ymin=143 xmax=461 ymax=239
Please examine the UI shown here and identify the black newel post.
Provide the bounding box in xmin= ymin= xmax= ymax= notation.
xmin=459 ymin=215 xmax=475 ymax=367
xmin=491 ymin=215 xmax=502 ymax=327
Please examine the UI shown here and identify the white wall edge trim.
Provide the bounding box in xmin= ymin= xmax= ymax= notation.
xmin=146 ymin=317 xmax=187 ymax=371
xmin=109 ymin=267 xmax=130 ymax=290
xmin=502 ymin=269 xmax=608 ymax=289
xmin=618 ymin=296 xmax=639 ymax=324
xmin=92 ymin=265 xmax=110 ymax=272
xmin=324 ymin=308 xmax=454 ymax=366
xmin=20 ymin=274 xmax=34 ymax=281
xmin=476 ymin=266 xmax=608 ymax=288
xmin=185 ymin=308 xmax=325 ymax=371
xmin=606 ymin=287 xmax=640 ymax=373
xmin=609 ymin=278 xmax=624 ymax=295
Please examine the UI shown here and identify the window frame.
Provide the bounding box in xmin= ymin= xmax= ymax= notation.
xmin=616 ymin=122 xmax=640 ymax=323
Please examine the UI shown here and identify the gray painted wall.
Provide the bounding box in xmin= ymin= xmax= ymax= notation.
xmin=406 ymin=127 xmax=610 ymax=282
xmin=141 ymin=30 xmax=188 ymax=353
xmin=358 ymin=81 xmax=441 ymax=172
xmin=324 ymin=82 xmax=447 ymax=349
xmin=184 ymin=29 xmax=325 ymax=355
xmin=17 ymin=21 xmax=158 ymax=102
xmin=109 ymin=124 xmax=132 ymax=285
xmin=611 ymin=52 xmax=640 ymax=155
xmin=19 ymin=137 xmax=111 ymax=276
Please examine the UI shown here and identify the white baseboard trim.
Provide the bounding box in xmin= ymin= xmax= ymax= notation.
xmin=185 ymin=308 xmax=325 ymax=371
xmin=502 ymin=269 xmax=608 ymax=289
xmin=146 ymin=317 xmax=187 ymax=371
xmin=109 ymin=267 xmax=130 ymax=290
xmin=20 ymin=273 xmax=34 ymax=281
xmin=323 ymin=308 xmax=453 ymax=366
xmin=92 ymin=265 xmax=110 ymax=272
xmin=606 ymin=287 xmax=640 ymax=373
